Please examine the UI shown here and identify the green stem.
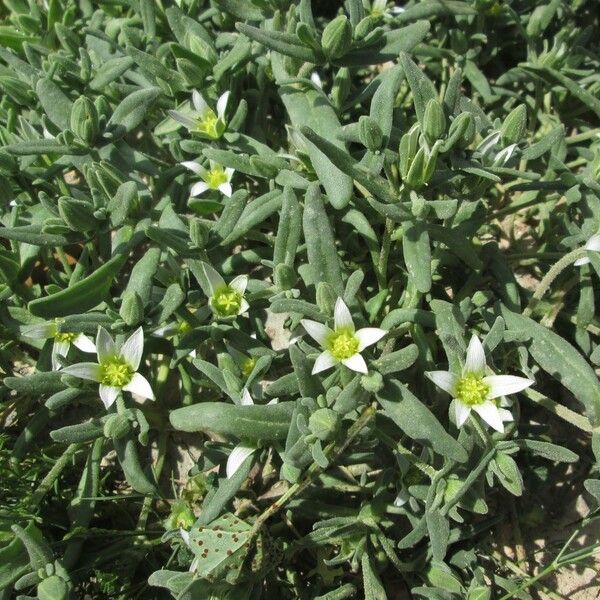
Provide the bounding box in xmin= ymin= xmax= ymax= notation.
xmin=29 ymin=443 xmax=83 ymax=507
xmin=377 ymin=218 xmax=393 ymax=290
xmin=523 ymin=247 xmax=587 ymax=317
xmin=252 ymin=402 xmax=377 ymax=533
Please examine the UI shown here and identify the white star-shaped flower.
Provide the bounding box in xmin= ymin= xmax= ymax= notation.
xmin=426 ymin=335 xmax=534 ymax=433
xmin=22 ymin=319 xmax=96 ymax=371
xmin=168 ymin=90 xmax=229 ymax=139
xmin=200 ymin=262 xmax=249 ymax=320
xmin=301 ymin=298 xmax=386 ymax=375
xmin=181 ymin=159 xmax=234 ymax=198
xmin=574 ymin=233 xmax=600 ymax=266
xmin=62 ymin=326 xmax=154 ymax=409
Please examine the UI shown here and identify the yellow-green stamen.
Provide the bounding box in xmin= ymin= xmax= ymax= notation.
xmin=455 ymin=373 xmax=490 ymax=406
xmin=203 ymin=165 xmax=229 ymax=190
xmin=99 ymin=356 xmax=134 ymax=387
xmin=55 ymin=332 xmax=77 ymax=343
xmin=212 ymin=286 xmax=242 ymax=317
xmin=196 ymin=109 xmax=220 ymax=138
xmin=241 ymin=357 xmax=257 ymax=377
xmin=326 ymin=328 xmax=359 ymax=361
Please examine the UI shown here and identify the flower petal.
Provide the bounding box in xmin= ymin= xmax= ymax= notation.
xmin=62 ymin=362 xmax=102 ymax=382
xmin=225 ymin=167 xmax=235 ymax=179
xmin=240 ymin=389 xmax=254 ymax=405
xmin=355 ymin=328 xmax=386 ymax=351
xmin=216 ymin=91 xmax=230 ymax=119
xmin=585 ymin=233 xmax=600 ymax=252
xmin=342 ymin=353 xmax=368 ymax=374
xmin=238 ymin=298 xmax=250 ymax=315
xmin=120 ymin=327 xmax=144 ymax=370
xmin=200 ymin=262 xmax=226 ymax=296
xmin=22 ymin=322 xmax=55 ymax=339
xmin=453 ymin=399 xmax=471 ymax=428
xmin=52 ymin=341 xmax=69 ymax=371
xmin=226 ymin=444 xmax=256 ymax=479
xmin=190 ymin=181 xmax=209 ymax=197
xmin=99 ymin=384 xmax=120 ymax=409
xmin=218 ymin=182 xmax=233 ymax=197
xmin=334 ymin=298 xmax=354 ymax=331
xmin=575 ymin=233 xmax=600 ymax=265
xmin=464 ymin=334 xmax=486 ymax=374
xmin=96 ymin=327 xmax=116 ymax=362
xmin=312 ymin=351 xmax=336 ymax=374
xmin=123 ymin=372 xmax=154 ymax=400
xmin=73 ymin=334 xmax=96 ymax=353
xmin=473 ymin=401 xmax=504 ymax=433
xmin=229 ymin=274 xmax=248 ymax=295
xmin=168 ymin=110 xmax=196 ymax=129
xmin=483 ymin=375 xmax=534 ymax=399
xmin=181 ymin=160 xmax=205 ymax=175
xmin=425 ymin=371 xmax=458 ymax=395
xmin=301 ymin=320 xmax=331 ymax=346
xmin=498 ymin=408 xmax=514 ymax=423
xmin=192 ymin=89 xmax=208 ymax=113
xmin=180 ymin=528 xmax=190 ymax=546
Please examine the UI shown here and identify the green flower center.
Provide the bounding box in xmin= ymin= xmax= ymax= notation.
xmin=203 ymin=166 xmax=229 ymax=190
xmin=177 ymin=320 xmax=192 ymax=335
xmin=212 ymin=286 xmax=242 ymax=317
xmin=55 ymin=331 xmax=77 ymax=343
xmin=99 ymin=356 xmax=134 ymax=387
xmin=455 ymin=373 xmax=490 ymax=406
xmin=196 ymin=109 xmax=220 ymax=138
xmin=326 ymin=328 xmax=359 ymax=361
xmin=241 ymin=357 xmax=257 ymax=377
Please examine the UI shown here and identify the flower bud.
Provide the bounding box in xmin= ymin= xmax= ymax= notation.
xmin=70 ymin=96 xmax=99 ymax=145
xmin=308 ymin=408 xmax=340 ymax=441
xmin=316 ymin=281 xmax=336 ymax=315
xmin=398 ymin=124 xmax=420 ymax=179
xmin=500 ymin=104 xmax=527 ymax=146
xmin=120 ymin=290 xmax=144 ymax=326
xmin=331 ymin=67 xmax=350 ymax=110
xmin=442 ymin=112 xmax=475 ymax=151
xmin=103 ymin=414 xmax=132 ymax=440
xmin=422 ymin=99 xmax=446 ymax=145
xmin=58 ymin=196 xmax=97 ymax=231
xmin=359 ymin=115 xmax=383 ymax=151
xmin=275 ymin=263 xmax=296 ymax=291
xmin=321 ymin=15 xmax=353 ymax=60
xmin=361 ymin=370 xmax=383 ymax=393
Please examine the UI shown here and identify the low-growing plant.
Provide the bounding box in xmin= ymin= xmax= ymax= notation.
xmin=0 ymin=0 xmax=599 ymax=598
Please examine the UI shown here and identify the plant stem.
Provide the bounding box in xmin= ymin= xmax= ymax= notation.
xmin=523 ymin=247 xmax=587 ymax=316
xmin=29 ymin=443 xmax=83 ymax=507
xmin=377 ymin=218 xmax=393 ymax=290
xmin=252 ymin=402 xmax=377 ymax=533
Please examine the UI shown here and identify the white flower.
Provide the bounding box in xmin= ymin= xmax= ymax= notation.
xmin=426 ymin=335 xmax=534 ymax=433
xmin=369 ymin=0 xmax=404 ymax=17
xmin=62 ymin=326 xmax=154 ymax=409
xmin=22 ymin=319 xmax=96 ymax=371
xmin=181 ymin=159 xmax=234 ymax=198
xmin=168 ymin=90 xmax=229 ymax=139
xmin=574 ymin=233 xmax=600 ymax=266
xmin=310 ymin=72 xmax=323 ymax=88
xmin=201 ymin=262 xmax=249 ymax=319
xmin=301 ymin=298 xmax=386 ymax=375
xmin=226 ymin=389 xmax=258 ymax=479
